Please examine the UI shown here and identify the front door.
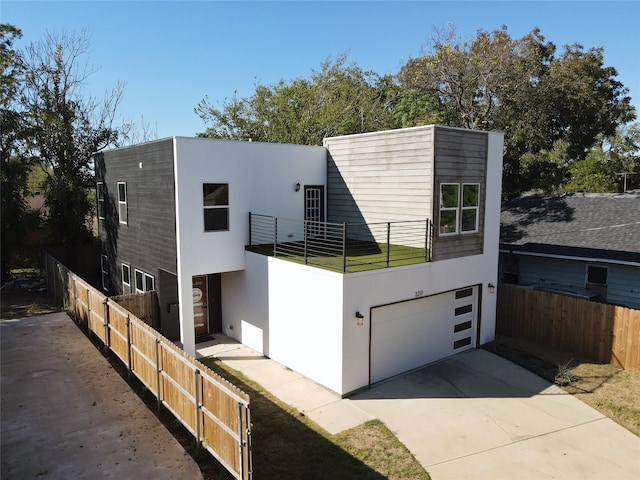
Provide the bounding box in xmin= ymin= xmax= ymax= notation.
xmin=192 ymin=275 xmax=208 ymax=336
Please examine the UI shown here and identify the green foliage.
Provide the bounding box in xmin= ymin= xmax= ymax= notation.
xmin=555 ymin=360 xmax=580 ymax=387
xmin=398 ymin=25 xmax=636 ymax=198
xmin=1 ymin=24 xmax=30 ymax=281
xmin=196 ymin=53 xmax=401 ymax=145
xmin=564 ymin=123 xmax=640 ymax=193
xmin=20 ymin=29 xmax=123 ymax=246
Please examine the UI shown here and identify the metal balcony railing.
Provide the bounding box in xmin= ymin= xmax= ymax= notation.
xmin=247 ymin=213 xmax=433 ymax=273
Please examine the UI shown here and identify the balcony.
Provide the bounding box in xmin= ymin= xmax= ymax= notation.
xmin=247 ymin=213 xmax=433 ymax=273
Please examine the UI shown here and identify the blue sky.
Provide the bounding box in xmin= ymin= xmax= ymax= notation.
xmin=3 ymin=1 xmax=639 ymax=139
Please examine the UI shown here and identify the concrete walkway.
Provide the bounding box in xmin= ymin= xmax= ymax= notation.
xmin=197 ymin=335 xmax=640 ymax=480
xmin=1 ymin=313 xmax=202 ymax=480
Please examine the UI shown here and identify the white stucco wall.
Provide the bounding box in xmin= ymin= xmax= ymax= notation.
xmin=172 ymin=137 xmax=326 ymax=355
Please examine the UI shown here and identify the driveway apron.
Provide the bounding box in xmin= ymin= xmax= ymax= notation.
xmin=350 ymin=349 xmax=640 ymax=479
xmin=1 ymin=312 xmax=202 ymax=480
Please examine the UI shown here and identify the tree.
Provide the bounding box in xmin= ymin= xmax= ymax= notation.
xmin=21 ymin=29 xmax=124 ymax=245
xmin=196 ymin=54 xmax=401 ymax=145
xmin=564 ymin=122 xmax=640 ymax=193
xmin=0 ymin=24 xmax=30 ymax=281
xmin=398 ymin=26 xmax=636 ymax=198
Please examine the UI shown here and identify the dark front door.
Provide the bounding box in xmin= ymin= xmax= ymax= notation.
xmin=192 ymin=275 xmax=208 ymax=336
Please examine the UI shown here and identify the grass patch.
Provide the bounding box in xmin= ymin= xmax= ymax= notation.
xmin=485 ymin=335 xmax=640 ymax=436
xmin=248 ymin=241 xmax=428 ymax=273
xmin=200 ymin=357 xmax=430 ymax=480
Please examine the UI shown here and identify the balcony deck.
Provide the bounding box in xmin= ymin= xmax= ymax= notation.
xmin=247 ymin=214 xmax=433 ymax=273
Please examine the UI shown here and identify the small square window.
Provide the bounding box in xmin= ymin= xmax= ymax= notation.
xmin=587 ymin=265 xmax=607 ymax=286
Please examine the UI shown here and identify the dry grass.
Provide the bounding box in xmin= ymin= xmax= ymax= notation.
xmin=485 ymin=335 xmax=640 ymax=436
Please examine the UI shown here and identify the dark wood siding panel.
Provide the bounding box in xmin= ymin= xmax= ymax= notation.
xmin=98 ymin=138 xmax=177 ymax=297
xmin=432 ymin=127 xmax=488 ymax=261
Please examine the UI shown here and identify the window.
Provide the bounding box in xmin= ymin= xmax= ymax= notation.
xmin=587 ymin=265 xmax=608 ymax=286
xmin=203 ymin=183 xmax=229 ymax=231
xmin=97 ymin=182 xmax=105 ymax=220
xmin=118 ymin=182 xmax=128 ymax=225
xmin=439 ymin=183 xmax=459 ymax=235
xmin=461 ymin=184 xmax=479 ymax=233
xmin=439 ymin=182 xmax=480 ymax=236
xmin=122 ymin=263 xmax=131 ymax=294
xmin=134 ymin=269 xmax=154 ymax=293
xmin=100 ymin=254 xmax=109 ymax=291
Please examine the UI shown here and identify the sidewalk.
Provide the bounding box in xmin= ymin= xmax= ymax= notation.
xmin=1 ymin=312 xmax=202 ymax=480
xmin=196 ymin=335 xmax=373 ymax=435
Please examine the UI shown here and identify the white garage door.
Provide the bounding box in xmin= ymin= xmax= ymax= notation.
xmin=370 ymin=286 xmax=478 ymax=384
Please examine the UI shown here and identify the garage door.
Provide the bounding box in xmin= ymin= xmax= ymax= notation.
xmin=370 ymin=286 xmax=478 ymax=384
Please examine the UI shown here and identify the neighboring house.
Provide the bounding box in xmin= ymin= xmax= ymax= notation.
xmin=499 ymin=193 xmax=640 ymax=309
xmin=95 ymin=125 xmax=504 ymax=396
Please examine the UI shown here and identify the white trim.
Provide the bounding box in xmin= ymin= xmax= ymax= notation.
xmin=117 ymin=182 xmax=128 ymax=225
xmin=499 ymin=248 xmax=640 ymax=267
xmin=97 ymin=181 xmax=105 ymax=220
xmin=121 ymin=263 xmax=131 ymax=294
xmin=461 ymin=183 xmax=480 ymax=234
xmin=100 ymin=254 xmax=109 ymax=292
xmin=134 ymin=268 xmax=144 ymax=293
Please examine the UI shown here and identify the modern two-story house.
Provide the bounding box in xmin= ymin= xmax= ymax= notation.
xmin=96 ymin=125 xmax=504 ymax=396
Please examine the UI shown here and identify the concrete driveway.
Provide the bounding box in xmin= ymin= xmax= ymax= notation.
xmin=350 ymin=349 xmax=640 ymax=479
xmin=1 ymin=312 xmax=202 ymax=480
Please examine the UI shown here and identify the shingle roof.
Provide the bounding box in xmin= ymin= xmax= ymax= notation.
xmin=500 ymin=193 xmax=640 ymax=264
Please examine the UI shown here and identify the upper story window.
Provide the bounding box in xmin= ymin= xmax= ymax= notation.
xmin=439 ymin=183 xmax=480 ymax=236
xmin=97 ymin=182 xmax=105 ymax=220
xmin=118 ymin=182 xmax=128 ymax=225
xmin=100 ymin=254 xmax=109 ymax=291
xmin=135 ymin=268 xmax=154 ymax=293
xmin=203 ymin=183 xmax=229 ymax=232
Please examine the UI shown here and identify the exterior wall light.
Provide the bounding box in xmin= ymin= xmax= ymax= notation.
xmin=355 ymin=311 xmax=364 ymax=326
xmin=488 ymin=283 xmax=496 ymax=294
xmin=295 ymin=182 xmax=301 ymax=192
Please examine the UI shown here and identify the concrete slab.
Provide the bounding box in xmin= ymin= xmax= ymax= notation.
xmin=1 ymin=313 xmax=203 ymax=480
xmin=351 ymin=349 xmax=640 ymax=479
xmin=197 ymin=336 xmax=372 ymax=435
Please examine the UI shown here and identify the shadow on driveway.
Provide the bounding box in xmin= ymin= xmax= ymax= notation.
xmin=350 ymin=350 xmax=640 ymax=479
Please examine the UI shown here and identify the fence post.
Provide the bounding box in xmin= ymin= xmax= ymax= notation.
xmin=248 ymin=212 xmax=252 ymax=246
xmin=342 ymin=223 xmax=347 ymax=273
xmin=238 ymin=402 xmax=245 ymax=479
xmin=194 ymin=368 xmax=201 ymax=446
xmin=155 ymin=338 xmax=161 ymax=412
xmin=72 ymin=277 xmax=78 ymax=323
xmin=273 ymin=217 xmax=278 ymax=257
xmin=86 ymin=288 xmax=91 ymax=330
xmin=304 ymin=220 xmax=308 ymax=265
xmin=242 ymin=405 xmax=252 ymax=480
xmin=125 ymin=315 xmax=132 ymax=378
xmin=386 ymin=222 xmax=391 ymax=267
xmin=103 ymin=298 xmax=110 ymax=353
xmin=425 ymin=218 xmax=431 ymax=262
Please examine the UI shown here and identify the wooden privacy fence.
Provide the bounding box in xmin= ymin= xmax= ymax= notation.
xmin=497 ymin=284 xmax=640 ymax=372
xmin=44 ymin=254 xmax=252 ymax=480
xmin=111 ymin=291 xmax=160 ymax=331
